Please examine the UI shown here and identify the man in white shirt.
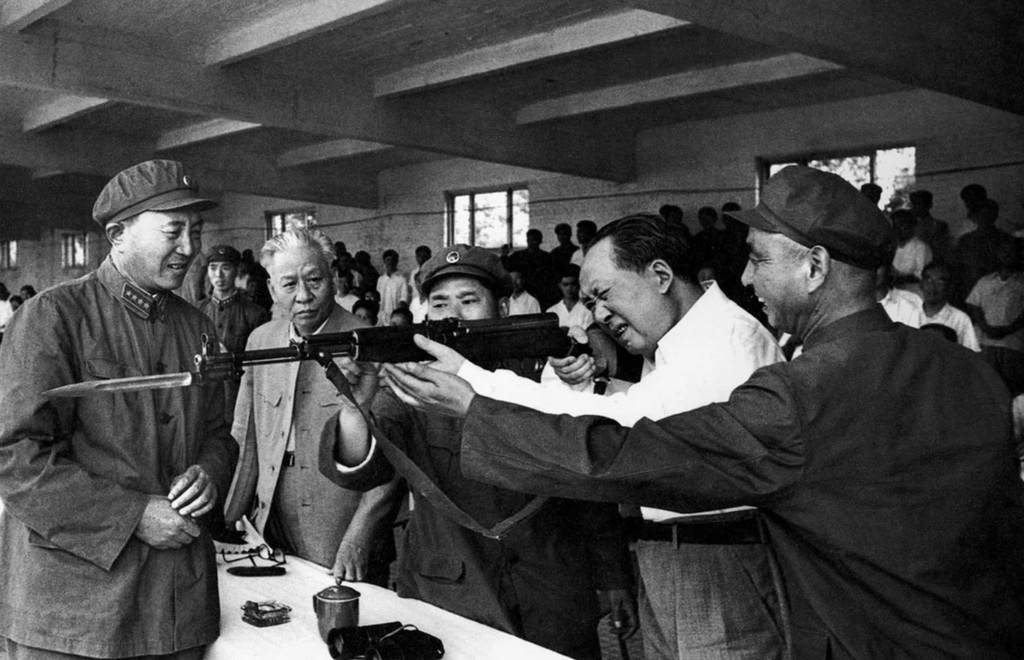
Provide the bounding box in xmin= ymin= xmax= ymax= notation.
xmin=507 ymin=267 xmax=541 ymax=316
xmin=877 ymin=264 xmax=924 ymax=327
xmin=406 ymin=245 xmax=431 ymax=298
xmin=921 ymin=261 xmax=980 ymax=350
xmin=966 ymin=239 xmax=1024 ymax=394
xmin=332 ymin=265 xmax=360 ymax=312
xmin=376 ymin=249 xmax=409 ymax=325
xmin=421 ymin=214 xmax=786 ymax=659
xmin=546 ymin=264 xmax=594 ymax=331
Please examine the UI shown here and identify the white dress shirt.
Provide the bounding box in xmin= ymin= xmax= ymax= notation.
xmin=881 ymin=288 xmax=924 ymax=328
xmin=409 ymin=296 xmax=428 ymax=323
xmin=460 ymin=282 xmax=783 ymax=522
xmin=922 ymin=303 xmax=980 ymax=351
xmin=546 ymin=299 xmax=594 ymax=330
xmin=508 ymin=291 xmax=542 ymax=316
xmin=335 ymin=292 xmax=360 ymax=312
xmin=967 ymin=272 xmax=1024 ymax=352
xmin=376 ymin=271 xmax=410 ymax=325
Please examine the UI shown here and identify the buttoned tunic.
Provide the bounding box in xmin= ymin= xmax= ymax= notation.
xmin=0 ymin=258 xmax=238 ymax=657
xmin=460 ymin=307 xmax=1024 ymax=658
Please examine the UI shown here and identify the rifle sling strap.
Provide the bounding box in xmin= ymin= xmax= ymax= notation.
xmin=322 ymin=360 xmax=549 ymax=540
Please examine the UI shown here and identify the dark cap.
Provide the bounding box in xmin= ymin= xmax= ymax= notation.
xmin=93 ymin=159 xmax=217 ymax=227
xmin=207 ymin=244 xmax=241 ymax=265
xmin=420 ymin=244 xmax=513 ymax=298
xmin=730 ymin=166 xmax=896 ymax=270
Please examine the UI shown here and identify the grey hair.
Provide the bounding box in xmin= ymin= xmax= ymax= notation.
xmin=259 ymin=228 xmax=336 ymax=270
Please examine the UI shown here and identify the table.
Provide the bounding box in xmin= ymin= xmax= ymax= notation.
xmin=209 ymin=554 xmax=570 ymax=659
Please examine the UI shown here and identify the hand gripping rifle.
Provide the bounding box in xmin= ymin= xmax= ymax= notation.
xmin=44 ymin=313 xmax=587 ymax=398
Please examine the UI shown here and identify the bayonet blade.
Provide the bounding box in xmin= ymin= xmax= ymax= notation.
xmin=44 ymin=372 xmax=197 ymax=398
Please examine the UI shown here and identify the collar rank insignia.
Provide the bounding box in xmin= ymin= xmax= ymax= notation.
xmin=121 ymin=281 xmax=164 ymax=321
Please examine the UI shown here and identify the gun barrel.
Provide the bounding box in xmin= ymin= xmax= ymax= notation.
xmin=193 ymin=313 xmax=578 ymax=380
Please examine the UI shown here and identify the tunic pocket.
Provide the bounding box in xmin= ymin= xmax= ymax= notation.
xmin=415 ymin=553 xmax=466 ymax=584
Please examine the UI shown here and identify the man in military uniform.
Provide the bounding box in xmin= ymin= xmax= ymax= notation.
xmin=0 ymin=159 xmax=238 ymax=659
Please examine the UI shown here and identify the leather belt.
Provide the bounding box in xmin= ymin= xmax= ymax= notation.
xmin=635 ymin=517 xmax=765 ymax=546
xmin=283 ymin=451 xmax=296 ymax=467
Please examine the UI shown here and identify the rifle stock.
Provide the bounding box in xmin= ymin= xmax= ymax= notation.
xmin=195 ymin=313 xmax=583 ymax=382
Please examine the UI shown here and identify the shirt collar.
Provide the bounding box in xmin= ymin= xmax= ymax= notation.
xmin=211 ymin=291 xmax=239 ymax=306
xmin=652 ymin=281 xmax=729 ymax=369
xmin=288 ymin=310 xmax=333 ymax=342
xmin=97 ymin=257 xmax=169 ymax=322
xmin=801 ymin=305 xmax=895 ymax=353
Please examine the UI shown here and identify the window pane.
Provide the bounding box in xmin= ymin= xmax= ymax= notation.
xmin=769 ymin=162 xmax=800 ymax=177
xmin=452 ymin=194 xmax=471 ymax=245
xmin=74 ymin=235 xmax=86 ymax=267
xmin=875 ymin=147 xmax=916 ymax=211
xmin=473 ymin=191 xmax=509 ymax=249
xmin=806 ymin=156 xmax=872 ymax=189
xmin=511 ymin=189 xmax=530 ymax=248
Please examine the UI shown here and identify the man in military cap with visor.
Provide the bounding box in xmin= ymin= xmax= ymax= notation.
xmin=0 ymin=159 xmax=238 ymax=659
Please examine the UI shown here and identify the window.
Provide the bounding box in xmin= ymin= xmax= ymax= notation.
xmin=61 ymin=233 xmax=88 ymax=269
xmin=445 ymin=187 xmax=529 ymax=249
xmin=266 ymin=207 xmax=317 ymax=239
xmin=763 ymin=146 xmax=916 ymax=211
xmin=0 ymin=241 xmax=16 ymax=270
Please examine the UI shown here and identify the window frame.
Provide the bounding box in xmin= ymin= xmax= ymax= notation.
xmin=756 ymin=144 xmax=915 ymax=207
xmin=0 ymin=240 xmax=17 ymax=270
xmin=60 ymin=232 xmax=88 ymax=269
xmin=265 ymin=207 xmax=317 ymax=239
xmin=444 ymin=185 xmax=529 ymax=249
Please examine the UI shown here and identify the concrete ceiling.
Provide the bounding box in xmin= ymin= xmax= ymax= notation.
xmin=0 ymin=0 xmax=1020 ymax=239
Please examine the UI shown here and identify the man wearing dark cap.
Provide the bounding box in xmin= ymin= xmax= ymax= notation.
xmin=318 ymin=244 xmax=636 ymax=660
xmin=382 ymin=167 xmax=1024 ymax=659
xmin=198 ymin=244 xmax=271 ymax=353
xmin=0 ymin=160 xmax=239 ymax=659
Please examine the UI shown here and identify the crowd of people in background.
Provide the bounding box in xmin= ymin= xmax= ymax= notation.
xmin=0 ymin=283 xmax=36 ymax=345
xmin=2 ymin=157 xmax=1023 ymax=660
xmin=131 ymin=177 xmax=1024 ymax=405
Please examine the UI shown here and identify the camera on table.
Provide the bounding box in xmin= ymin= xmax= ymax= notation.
xmin=326 ymin=621 xmax=445 ymax=660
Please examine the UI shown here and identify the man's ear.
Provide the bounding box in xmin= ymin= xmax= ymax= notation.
xmin=806 ymin=246 xmax=832 ymax=293
xmin=497 ymin=296 xmax=510 ymax=319
xmin=647 ymin=259 xmax=675 ymax=294
xmin=104 ymin=222 xmax=124 ymax=246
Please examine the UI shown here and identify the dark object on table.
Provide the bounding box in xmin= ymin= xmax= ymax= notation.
xmin=314 ymin=584 xmax=361 ymax=642
xmin=327 ymin=622 xmax=444 ymax=660
xmin=241 ymin=600 xmax=292 ymax=627
xmin=327 ymin=621 xmax=402 ymax=659
xmin=228 ymin=565 xmax=286 ymax=577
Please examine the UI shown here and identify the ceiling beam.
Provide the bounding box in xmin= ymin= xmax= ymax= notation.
xmin=0 ymin=0 xmax=74 ymax=32
xmin=156 ymin=119 xmax=261 ymax=151
xmin=625 ymin=0 xmax=1024 ymax=116
xmin=23 ymin=95 xmax=111 ymax=133
xmin=203 ymin=0 xmax=406 ymax=67
xmin=374 ymin=9 xmax=689 ymax=98
xmin=517 ymin=53 xmax=842 ymax=124
xmin=277 ymin=139 xmax=392 ymax=168
xmin=0 ymin=127 xmax=380 ymax=209
xmin=0 ymin=26 xmax=634 ymax=181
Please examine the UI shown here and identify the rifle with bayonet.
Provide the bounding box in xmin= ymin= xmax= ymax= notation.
xmin=44 ymin=313 xmax=586 ymax=398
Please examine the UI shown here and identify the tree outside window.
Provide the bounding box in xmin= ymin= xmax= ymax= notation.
xmin=0 ymin=241 xmax=17 ymax=270
xmin=266 ymin=208 xmax=317 ymax=239
xmin=765 ymin=147 xmax=915 ymax=211
xmin=61 ymin=233 xmax=87 ymax=269
xmin=446 ymin=188 xmax=529 ymax=249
